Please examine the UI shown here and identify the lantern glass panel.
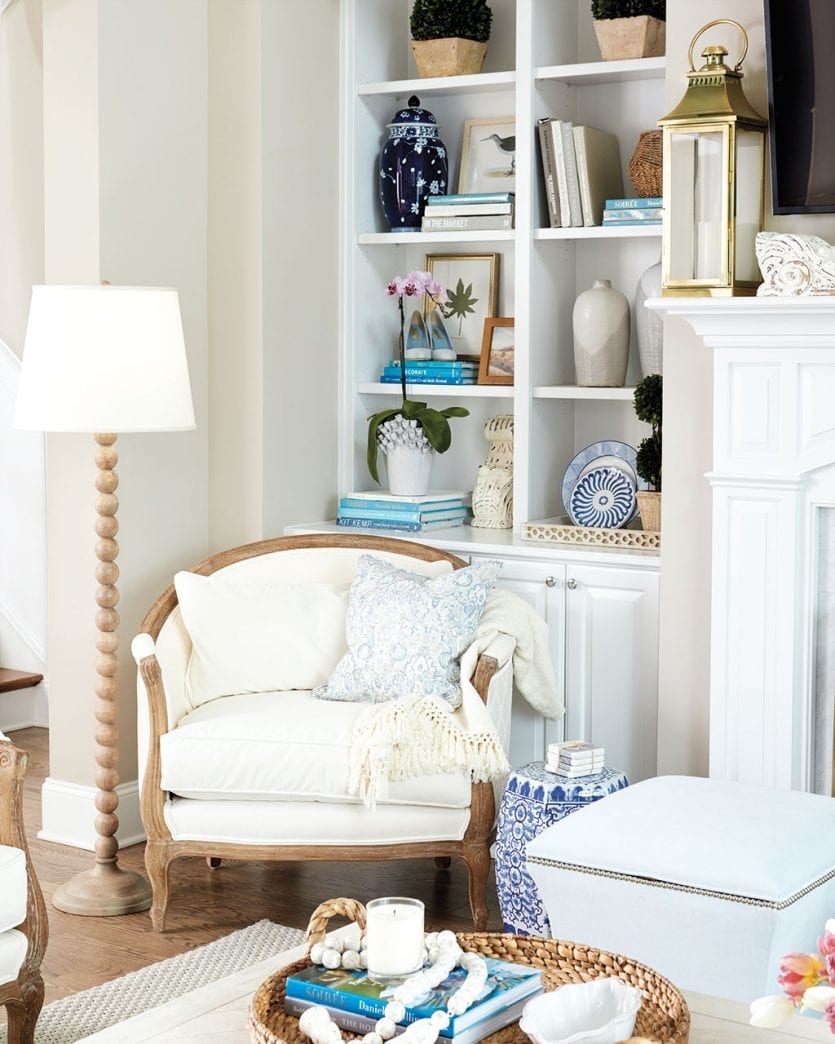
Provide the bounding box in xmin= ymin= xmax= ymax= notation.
xmin=735 ymin=128 xmax=764 ymax=281
xmin=668 ymin=129 xmax=727 ymax=283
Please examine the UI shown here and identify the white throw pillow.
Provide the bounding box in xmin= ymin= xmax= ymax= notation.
xmin=174 ymin=570 xmax=351 ymax=709
xmin=314 ymin=554 xmax=501 ymax=708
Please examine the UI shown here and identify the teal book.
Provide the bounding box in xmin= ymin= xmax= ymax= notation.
xmin=339 ymin=495 xmax=468 ymax=513
xmin=284 ymin=957 xmax=542 ymax=1036
xmin=337 ymin=506 xmax=469 ymax=523
xmin=605 ymin=196 xmax=662 ymax=209
xmin=379 ymin=374 xmax=477 ymax=385
xmin=426 ymin=191 xmax=514 ymax=206
xmin=335 ymin=516 xmax=467 ymax=533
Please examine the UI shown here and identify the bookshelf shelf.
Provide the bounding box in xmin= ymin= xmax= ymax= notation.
xmin=359 ymin=70 xmax=516 ymax=99
xmin=533 ymin=386 xmax=637 ymax=401
xmin=536 ymin=56 xmax=666 ymax=86
xmin=359 ymin=230 xmax=516 ymax=245
xmin=535 ymin=225 xmax=662 ymax=240
xmin=357 ymin=383 xmax=513 ymax=399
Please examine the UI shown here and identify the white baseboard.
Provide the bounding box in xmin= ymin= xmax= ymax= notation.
xmin=39 ymin=776 xmax=146 ymax=851
xmin=0 ymin=681 xmax=48 ymax=733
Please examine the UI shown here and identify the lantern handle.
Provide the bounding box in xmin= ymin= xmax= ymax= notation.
xmin=688 ymin=19 xmax=749 ymax=74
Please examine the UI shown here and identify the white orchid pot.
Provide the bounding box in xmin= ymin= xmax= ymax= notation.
xmin=378 ymin=414 xmax=435 ymax=496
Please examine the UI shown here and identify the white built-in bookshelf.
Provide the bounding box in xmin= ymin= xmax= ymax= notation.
xmin=339 ymin=0 xmax=665 ymax=540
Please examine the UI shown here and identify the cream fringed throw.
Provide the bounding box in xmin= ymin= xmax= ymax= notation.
xmin=348 ymin=588 xmax=562 ymax=807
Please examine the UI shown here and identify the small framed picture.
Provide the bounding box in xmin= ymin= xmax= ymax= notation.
xmin=425 ymin=253 xmax=499 ymax=358
xmin=458 ymin=117 xmax=516 ymax=194
xmin=479 ymin=318 xmax=515 ymax=385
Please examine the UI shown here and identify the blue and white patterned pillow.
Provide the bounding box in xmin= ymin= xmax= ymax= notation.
xmin=314 ymin=554 xmax=501 ymax=708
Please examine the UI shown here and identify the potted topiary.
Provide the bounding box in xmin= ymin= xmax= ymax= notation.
xmin=368 ymin=271 xmax=469 ymax=495
xmin=591 ymin=0 xmax=665 ymax=61
xmin=633 ymin=373 xmax=662 ymax=531
xmin=410 ymin=0 xmax=493 ymax=79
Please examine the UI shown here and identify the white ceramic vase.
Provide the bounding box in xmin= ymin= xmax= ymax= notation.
xmin=385 ymin=444 xmax=434 ymax=496
xmin=573 ymin=279 xmax=630 ymax=387
xmin=635 ymin=260 xmax=663 ymax=376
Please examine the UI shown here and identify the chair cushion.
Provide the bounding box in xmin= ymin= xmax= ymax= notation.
xmin=174 ymin=570 xmax=351 ymax=710
xmin=0 ymin=845 xmax=26 ymax=934
xmin=0 ymin=929 xmax=27 ymax=988
xmin=314 ymin=554 xmax=501 ymax=708
xmin=159 ymin=689 xmax=472 ymax=808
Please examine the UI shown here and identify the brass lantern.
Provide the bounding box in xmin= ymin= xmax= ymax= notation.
xmin=659 ymin=20 xmax=767 ymax=296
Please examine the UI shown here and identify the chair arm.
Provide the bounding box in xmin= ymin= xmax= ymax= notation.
xmin=0 ymin=740 xmax=48 ymax=979
xmin=130 ymin=634 xmax=173 ymax=842
xmin=470 ymin=634 xmax=515 ymax=758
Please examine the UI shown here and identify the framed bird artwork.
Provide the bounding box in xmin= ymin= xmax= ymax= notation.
xmin=459 ymin=116 xmax=516 ymax=194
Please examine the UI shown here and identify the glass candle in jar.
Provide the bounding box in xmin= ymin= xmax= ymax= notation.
xmin=365 ymin=897 xmax=425 ymax=980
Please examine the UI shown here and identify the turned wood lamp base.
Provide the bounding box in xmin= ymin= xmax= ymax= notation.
xmin=53 ymin=862 xmax=152 ymax=917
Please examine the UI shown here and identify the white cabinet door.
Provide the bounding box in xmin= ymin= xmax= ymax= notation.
xmin=564 ymin=564 xmax=659 ymax=783
xmin=471 ymin=554 xmax=566 ymax=767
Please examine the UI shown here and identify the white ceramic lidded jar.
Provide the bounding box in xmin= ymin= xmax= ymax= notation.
xmin=572 ymin=279 xmax=630 ymax=387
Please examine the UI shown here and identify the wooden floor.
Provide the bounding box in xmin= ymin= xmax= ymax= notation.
xmin=7 ymin=726 xmax=501 ymax=1007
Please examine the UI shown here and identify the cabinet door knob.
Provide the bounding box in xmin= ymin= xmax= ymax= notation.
xmin=566 ymin=578 xmax=577 ymax=590
xmin=545 ymin=576 xmax=556 ymax=587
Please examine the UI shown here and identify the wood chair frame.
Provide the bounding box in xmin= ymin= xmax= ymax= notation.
xmin=0 ymin=739 xmax=47 ymax=1044
xmin=135 ymin=534 xmax=503 ymax=933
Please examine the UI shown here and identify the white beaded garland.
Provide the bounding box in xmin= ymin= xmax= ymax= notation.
xmin=300 ymin=927 xmax=488 ymax=1044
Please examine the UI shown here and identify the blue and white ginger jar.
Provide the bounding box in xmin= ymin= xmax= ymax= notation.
xmin=378 ymin=95 xmax=447 ymax=232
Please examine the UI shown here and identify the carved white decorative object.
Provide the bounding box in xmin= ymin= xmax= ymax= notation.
xmin=755 ymin=231 xmax=835 ymax=296
xmin=471 ymin=415 xmax=513 ymax=529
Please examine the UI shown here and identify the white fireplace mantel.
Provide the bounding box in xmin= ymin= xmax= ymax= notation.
xmin=649 ymin=298 xmax=835 ymax=793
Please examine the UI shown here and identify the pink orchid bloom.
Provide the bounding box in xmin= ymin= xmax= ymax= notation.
xmin=385 ymin=277 xmax=407 ymax=297
xmin=427 ymin=278 xmax=448 ymax=304
xmin=402 ymin=279 xmax=422 ymax=296
xmin=778 ymin=953 xmax=826 ymax=1000
xmin=819 ymin=924 xmax=835 ymax=959
xmin=407 ymin=270 xmax=432 ymax=292
xmin=827 ymin=999 xmax=835 ymax=1034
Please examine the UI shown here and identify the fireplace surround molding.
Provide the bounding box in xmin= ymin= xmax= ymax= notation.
xmin=648 ymin=297 xmax=835 ymax=794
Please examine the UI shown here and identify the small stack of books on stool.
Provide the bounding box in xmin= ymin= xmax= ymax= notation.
xmin=546 ymin=741 xmax=605 ymax=777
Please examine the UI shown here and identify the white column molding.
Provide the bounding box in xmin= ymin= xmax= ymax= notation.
xmin=648 ymin=298 xmax=835 ymax=792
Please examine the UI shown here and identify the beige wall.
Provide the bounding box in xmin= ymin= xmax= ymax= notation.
xmin=658 ymin=0 xmax=835 ymax=775
xmin=0 ymin=0 xmax=44 ymax=355
xmin=42 ymin=0 xmax=210 ymax=784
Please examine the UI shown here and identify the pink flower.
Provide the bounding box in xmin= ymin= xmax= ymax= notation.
xmin=408 ymin=270 xmax=432 ymax=291
xmin=819 ymin=921 xmax=835 ymax=959
xmin=826 ymin=999 xmax=835 ymax=1034
xmin=385 ymin=277 xmax=407 ymax=297
xmin=402 ymin=279 xmax=421 ymax=296
xmin=426 ymin=278 xmax=447 ymax=304
xmin=827 ymin=952 xmax=835 ymax=986
xmin=778 ymin=953 xmax=826 ymax=1000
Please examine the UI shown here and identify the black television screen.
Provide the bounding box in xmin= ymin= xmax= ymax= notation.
xmin=764 ymin=0 xmax=835 ymax=213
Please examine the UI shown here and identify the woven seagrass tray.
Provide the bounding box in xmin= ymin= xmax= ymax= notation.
xmin=248 ymin=899 xmax=690 ymax=1043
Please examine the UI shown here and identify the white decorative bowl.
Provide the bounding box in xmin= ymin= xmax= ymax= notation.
xmin=519 ymin=978 xmax=642 ymax=1044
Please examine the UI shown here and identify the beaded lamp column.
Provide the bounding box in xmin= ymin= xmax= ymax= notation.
xmin=13 ymin=284 xmax=194 ymax=916
xmin=51 ymin=434 xmax=152 ymax=914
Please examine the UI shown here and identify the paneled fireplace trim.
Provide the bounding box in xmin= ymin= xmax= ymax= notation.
xmin=648 ymin=299 xmax=835 ymax=793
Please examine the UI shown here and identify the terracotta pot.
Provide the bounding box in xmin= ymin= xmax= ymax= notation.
xmin=592 ymin=16 xmax=665 ymax=61
xmin=411 ymin=38 xmax=488 ymax=78
xmin=636 ymin=490 xmax=661 ymax=532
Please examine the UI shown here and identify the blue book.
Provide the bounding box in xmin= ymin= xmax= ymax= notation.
xmin=426 ymin=192 xmax=514 ymax=206
xmin=340 ymin=495 xmax=468 ymax=513
xmin=388 ymin=360 xmax=477 ymax=372
xmin=335 ymin=516 xmax=467 ymax=532
xmin=284 ymin=957 xmax=542 ymax=1036
xmin=380 ymin=374 xmax=477 ymax=385
xmin=338 ymin=506 xmax=469 ymax=523
xmin=605 ymin=196 xmax=663 ymax=209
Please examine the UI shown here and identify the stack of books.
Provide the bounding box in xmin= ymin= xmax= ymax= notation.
xmin=284 ymin=955 xmax=542 ymax=1043
xmin=421 ymin=192 xmax=514 ymax=232
xmin=601 ymin=196 xmax=663 ymax=227
xmin=546 ymin=741 xmax=605 ymax=777
xmin=336 ymin=491 xmax=471 ymax=533
xmin=380 ymin=359 xmax=478 ymax=385
xmin=537 ymin=119 xmax=624 ymax=227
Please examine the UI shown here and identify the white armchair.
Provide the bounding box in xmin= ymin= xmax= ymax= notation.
xmin=132 ymin=534 xmax=514 ymax=932
xmin=0 ymin=734 xmax=47 ymax=1044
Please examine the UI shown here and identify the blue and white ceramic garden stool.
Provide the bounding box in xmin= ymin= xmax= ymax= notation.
xmin=495 ymin=762 xmax=629 ymax=936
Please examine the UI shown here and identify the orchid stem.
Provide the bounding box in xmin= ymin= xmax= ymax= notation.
xmin=398 ymin=296 xmax=407 ymax=407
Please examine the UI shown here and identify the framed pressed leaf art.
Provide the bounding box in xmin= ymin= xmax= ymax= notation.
xmin=424 ymin=253 xmax=500 ymax=358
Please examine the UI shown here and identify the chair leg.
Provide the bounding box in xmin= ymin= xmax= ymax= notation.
xmin=434 ymin=856 xmax=452 ymax=869
xmin=462 ymin=843 xmax=490 ymax=931
xmin=145 ymin=841 xmax=172 ymax=932
xmin=5 ymin=971 xmax=44 ymax=1044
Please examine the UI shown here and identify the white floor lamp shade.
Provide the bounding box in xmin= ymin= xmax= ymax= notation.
xmin=14 ymin=284 xmax=195 ymax=917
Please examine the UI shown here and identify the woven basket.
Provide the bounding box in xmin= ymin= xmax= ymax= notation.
xmin=248 ymin=900 xmax=690 ymax=1043
xmin=629 ymin=130 xmax=663 ymax=198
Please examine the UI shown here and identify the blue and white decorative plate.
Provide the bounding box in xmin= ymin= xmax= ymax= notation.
xmin=561 ymin=440 xmax=645 ymax=522
xmin=569 ymin=466 xmax=636 ymax=529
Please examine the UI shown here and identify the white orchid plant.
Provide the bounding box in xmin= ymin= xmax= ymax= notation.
xmin=367 ymin=271 xmax=469 ymax=485
xmin=750 ymin=918 xmax=835 ymax=1032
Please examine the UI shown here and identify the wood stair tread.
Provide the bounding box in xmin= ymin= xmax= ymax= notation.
xmin=0 ymin=668 xmax=43 ymax=693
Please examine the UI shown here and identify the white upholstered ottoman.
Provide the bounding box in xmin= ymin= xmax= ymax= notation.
xmin=526 ymin=775 xmax=835 ymax=1003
